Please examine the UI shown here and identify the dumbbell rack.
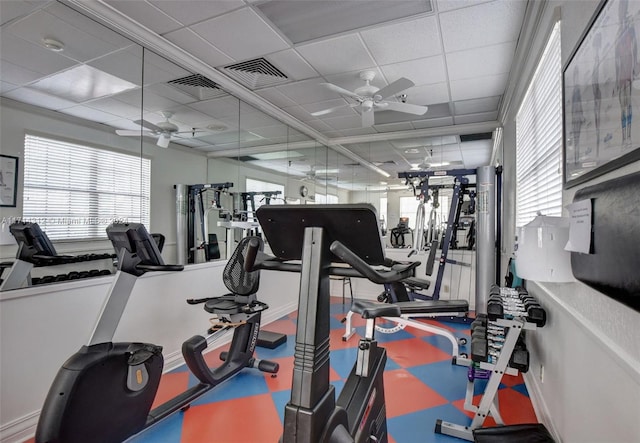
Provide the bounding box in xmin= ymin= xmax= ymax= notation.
xmin=435 ymin=286 xmax=545 ymax=441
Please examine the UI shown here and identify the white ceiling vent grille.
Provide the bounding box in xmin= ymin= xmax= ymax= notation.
xmin=222 ymin=58 xmax=289 ymax=90
xmin=167 ymin=74 xmax=227 ymax=100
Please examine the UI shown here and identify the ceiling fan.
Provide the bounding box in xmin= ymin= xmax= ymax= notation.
xmin=115 ymin=111 xmax=214 ymax=148
xmin=311 ymin=71 xmax=429 ymax=127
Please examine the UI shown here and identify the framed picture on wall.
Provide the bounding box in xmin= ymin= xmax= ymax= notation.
xmin=0 ymin=154 xmax=18 ymax=207
xmin=563 ymin=0 xmax=640 ymax=188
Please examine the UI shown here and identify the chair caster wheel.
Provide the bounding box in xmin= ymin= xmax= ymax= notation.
xmin=271 ymin=374 xmax=277 ymax=378
xmin=459 ymin=353 xmax=468 ymax=359
xmin=458 ymin=337 xmax=467 ymax=345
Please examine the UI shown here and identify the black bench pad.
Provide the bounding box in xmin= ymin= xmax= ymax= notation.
xmin=351 ymin=299 xmax=401 ymax=319
xmin=473 ymin=424 xmax=554 ymax=443
xmin=395 ymin=299 xmax=469 ymax=315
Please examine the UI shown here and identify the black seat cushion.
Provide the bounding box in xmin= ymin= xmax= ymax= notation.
xmin=395 ymin=299 xmax=469 ymax=315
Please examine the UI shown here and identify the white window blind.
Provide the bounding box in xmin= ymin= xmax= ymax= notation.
xmin=23 ymin=134 xmax=150 ymax=240
xmin=516 ymin=21 xmax=563 ymax=227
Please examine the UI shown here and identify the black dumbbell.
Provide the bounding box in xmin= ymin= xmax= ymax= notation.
xmin=67 ymin=271 xmax=80 ymax=280
xmin=527 ymin=305 xmax=547 ymax=327
xmin=471 ymin=337 xmax=488 ymax=362
xmin=509 ymin=347 xmax=530 ymax=372
xmin=487 ymin=300 xmax=504 ymax=321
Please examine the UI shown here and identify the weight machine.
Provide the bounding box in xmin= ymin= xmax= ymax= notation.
xmin=175 ymin=182 xmax=233 ymax=264
xmin=398 ymin=166 xmax=502 ymax=312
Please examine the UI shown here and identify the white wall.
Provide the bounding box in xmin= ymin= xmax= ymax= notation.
xmin=0 ymin=263 xmax=299 ymax=443
xmin=0 ymin=98 xmax=209 ymax=265
xmin=501 ymin=1 xmax=640 ymax=441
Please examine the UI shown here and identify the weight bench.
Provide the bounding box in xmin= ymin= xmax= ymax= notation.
xmin=343 ymin=298 xmax=470 ymax=363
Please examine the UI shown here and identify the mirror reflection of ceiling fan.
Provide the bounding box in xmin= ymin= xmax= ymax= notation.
xmin=115 ymin=111 xmax=219 ymax=148
xmin=410 ymin=148 xmax=462 ymax=171
xmin=311 ymin=71 xmax=429 ymax=127
xmin=301 ymin=165 xmax=338 ymax=182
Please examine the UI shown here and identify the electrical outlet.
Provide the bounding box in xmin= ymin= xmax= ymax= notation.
xmin=540 ymin=364 xmax=544 ymax=383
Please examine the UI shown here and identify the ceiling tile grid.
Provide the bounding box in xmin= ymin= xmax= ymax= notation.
xmin=0 ymin=0 xmax=528 ymax=188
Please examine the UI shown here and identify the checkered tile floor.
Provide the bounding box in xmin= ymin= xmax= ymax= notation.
xmin=30 ymin=297 xmax=538 ymax=443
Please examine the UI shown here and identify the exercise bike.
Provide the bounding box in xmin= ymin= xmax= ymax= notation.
xmin=254 ymin=204 xmax=419 ymax=443
xmin=35 ymin=223 xmax=278 ymax=443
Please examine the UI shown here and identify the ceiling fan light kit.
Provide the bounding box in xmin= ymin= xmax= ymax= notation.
xmin=311 ymin=71 xmax=429 ymax=127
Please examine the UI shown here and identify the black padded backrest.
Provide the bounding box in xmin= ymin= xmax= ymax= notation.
xmin=223 ymin=236 xmax=263 ymax=295
xmin=571 ymin=171 xmax=640 ymax=311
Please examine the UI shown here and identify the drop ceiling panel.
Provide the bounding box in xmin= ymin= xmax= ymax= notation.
xmin=450 ymin=73 xmax=508 ymax=101
xmin=373 ymin=122 xmax=413 ymax=132
xmin=149 ymin=0 xmax=243 ymax=27
xmin=0 ymin=80 xmax=18 ymax=93
xmin=256 ymin=0 xmax=432 ymax=44
xmin=4 ymin=87 xmax=77 ymax=110
xmin=7 ymin=11 xmax=123 ymax=63
xmin=454 ymin=110 xmax=499 ymax=124
xmin=380 ymin=55 xmax=447 ymax=86
xmin=191 ymin=8 xmax=289 ymax=61
xmin=87 ymin=49 xmax=143 ymax=86
xmin=0 ymin=32 xmax=77 ymax=76
xmin=0 ymin=60 xmax=45 ymax=86
xmin=453 ymin=96 xmax=500 ymax=115
xmin=361 ymin=16 xmax=441 ymax=65
xmin=45 ymin=2 xmax=134 ymax=48
xmin=401 ymin=82 xmax=450 ymax=106
xmin=439 ymin=0 xmax=526 ymax=52
xmin=85 ymin=97 xmax=143 ymax=118
xmin=142 ymin=50 xmax=192 ymax=84
xmin=62 ymin=105 xmax=120 ymax=123
xmin=265 ymin=49 xmax=318 ymax=81
xmin=302 ymin=99 xmax=357 ymax=118
xmin=116 ymin=89 xmax=180 ymax=113
xmin=188 ymin=96 xmax=240 ymax=119
xmin=296 ymin=34 xmax=377 ymax=76
xmin=163 ymin=28 xmax=234 ymax=67
xmin=276 ymin=78 xmax=333 ymax=104
xmin=0 ymin=0 xmax=48 ymax=26
xmin=323 ymin=114 xmax=364 ymax=131
xmin=103 ymin=1 xmax=183 ymax=35
xmin=255 ymin=87 xmax=298 ymax=108
xmin=335 ymin=127 xmax=378 ymax=137
xmin=447 ymin=41 xmax=516 ymax=81
xmin=411 ymin=116 xmax=454 ymax=128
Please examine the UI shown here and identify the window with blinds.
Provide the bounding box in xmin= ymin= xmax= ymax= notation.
xmin=516 ymin=21 xmax=563 ymax=227
xmin=23 ymin=134 xmax=150 ymax=240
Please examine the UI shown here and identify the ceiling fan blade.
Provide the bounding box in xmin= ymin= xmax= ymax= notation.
xmin=310 ymin=104 xmax=352 ymax=116
xmin=133 ymin=119 xmax=163 ymax=133
xmin=320 ymin=83 xmax=361 ymax=100
xmin=375 ymin=77 xmax=415 ymax=100
xmin=362 ymin=108 xmax=375 ymax=127
xmin=383 ymin=101 xmax=429 ymax=116
xmin=116 ymin=129 xmax=155 ymax=137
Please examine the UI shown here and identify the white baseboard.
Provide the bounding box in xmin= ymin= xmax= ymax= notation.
xmin=523 ymin=371 xmax=562 ymax=443
xmin=0 ymin=410 xmax=38 ymax=443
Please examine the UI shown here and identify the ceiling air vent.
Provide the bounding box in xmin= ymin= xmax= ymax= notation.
xmin=460 ymin=132 xmax=493 ymax=142
xmin=167 ymin=74 xmax=226 ymax=100
xmin=222 ymin=58 xmax=289 ymax=90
